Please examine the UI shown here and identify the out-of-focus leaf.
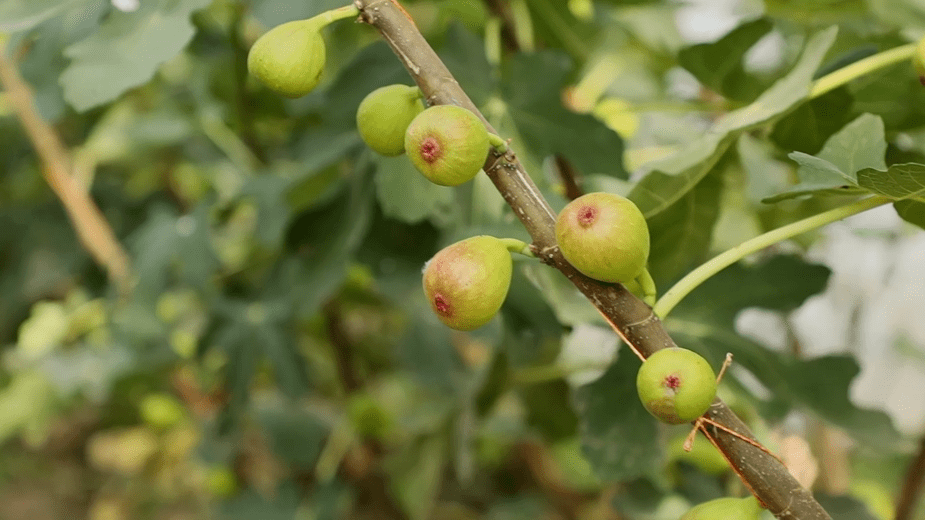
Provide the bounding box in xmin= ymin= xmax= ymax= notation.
xmin=60 ymin=0 xmax=211 ymax=111
xmin=765 ymin=114 xmax=886 ymax=202
xmin=250 ymin=0 xmax=346 ymax=28
xmin=440 ymin=23 xmax=495 ymax=107
xmin=127 ymin=204 xmax=219 ymax=299
xmin=0 ymin=0 xmax=93 ymax=32
xmin=851 ymin=62 xmax=925 ymax=130
xmin=256 ymin=403 xmax=328 ymax=470
xmin=814 ymin=494 xmax=880 ymax=520
xmin=386 ymin=434 xmax=447 ymax=520
xmin=374 ymin=155 xmax=455 ymax=224
xmin=273 ymin=166 xmax=376 ymax=318
xmin=677 ymin=18 xmax=772 ymax=102
xmin=501 ymin=51 xmax=626 ymax=178
xmin=220 ymin=481 xmax=301 ymax=520
xmin=573 ymin=352 xmax=660 ymax=481
xmin=630 ymin=27 xmax=838 ymax=218
xmin=667 ymin=255 xmax=907 ymax=450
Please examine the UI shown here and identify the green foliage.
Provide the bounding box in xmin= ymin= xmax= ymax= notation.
xmin=2 ymin=1 xmax=925 ymax=519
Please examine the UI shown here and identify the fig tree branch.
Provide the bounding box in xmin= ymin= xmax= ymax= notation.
xmin=354 ymin=1 xmax=832 ymax=518
xmin=895 ymin=433 xmax=925 ymax=520
xmin=0 ymin=44 xmax=133 ymax=296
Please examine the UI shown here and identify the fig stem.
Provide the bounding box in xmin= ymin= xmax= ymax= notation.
xmin=635 ymin=269 xmax=657 ymax=307
xmin=653 ymin=195 xmax=891 ymax=318
xmin=716 ymin=352 xmax=733 ymax=384
xmin=488 ymin=132 xmax=508 ymax=152
xmin=498 ymin=237 xmax=535 ymax=258
xmin=308 ymin=4 xmax=361 ymax=29
xmin=809 ymin=42 xmax=916 ymax=99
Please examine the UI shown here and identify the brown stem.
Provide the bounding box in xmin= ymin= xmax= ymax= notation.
xmin=0 ymin=45 xmax=133 ymax=296
xmin=355 ymin=2 xmax=832 ymax=518
xmin=555 ymin=155 xmax=584 ymax=200
xmin=482 ymin=0 xmax=520 ymax=53
xmin=895 ymin=433 xmax=925 ymax=520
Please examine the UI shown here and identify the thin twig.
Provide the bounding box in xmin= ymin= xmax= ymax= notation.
xmin=355 ymin=2 xmax=832 ymax=518
xmin=554 ymin=155 xmax=584 ymax=200
xmin=0 ymin=45 xmax=133 ymax=296
xmin=895 ymin=433 xmax=925 ymax=520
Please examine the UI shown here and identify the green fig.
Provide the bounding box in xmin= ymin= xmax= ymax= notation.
xmin=680 ymin=496 xmax=763 ymax=520
xmin=554 ymin=192 xmax=649 ymax=284
xmin=422 ymin=236 xmax=513 ymax=331
xmin=247 ymin=18 xmax=326 ymax=98
xmin=405 ymin=105 xmax=490 ymax=186
xmin=667 ymin=432 xmax=729 ymax=475
xmin=636 ymin=347 xmax=716 ymax=424
xmin=357 ymin=84 xmax=425 ymax=156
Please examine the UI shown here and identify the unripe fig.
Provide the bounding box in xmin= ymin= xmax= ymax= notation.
xmin=422 ymin=236 xmax=513 ymax=331
xmin=636 ymin=347 xmax=716 ymax=424
xmin=555 ymin=192 xmax=649 ymax=284
xmin=247 ymin=19 xmax=326 ymax=98
xmin=679 ymin=496 xmax=763 ymax=520
xmin=405 ymin=105 xmax=490 ymax=186
xmin=357 ymin=84 xmax=425 ymax=156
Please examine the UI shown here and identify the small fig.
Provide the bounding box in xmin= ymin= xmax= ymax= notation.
xmin=680 ymin=496 xmax=763 ymax=520
xmin=357 ymin=84 xmax=425 ymax=156
xmin=247 ymin=19 xmax=326 ymax=98
xmin=555 ymin=192 xmax=649 ymax=284
xmin=405 ymin=105 xmax=490 ymax=186
xmin=422 ymin=236 xmax=513 ymax=331
xmin=636 ymin=347 xmax=716 ymax=424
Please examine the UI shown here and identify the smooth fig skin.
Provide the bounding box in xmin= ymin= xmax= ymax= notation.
xmin=422 ymin=236 xmax=513 ymax=331
xmin=405 ymin=105 xmax=490 ymax=186
xmin=636 ymin=347 xmax=717 ymax=424
xmin=555 ymin=192 xmax=649 ymax=284
xmin=680 ymin=496 xmax=763 ymax=520
xmin=357 ymin=84 xmax=425 ymax=156
xmin=247 ymin=19 xmax=325 ymax=98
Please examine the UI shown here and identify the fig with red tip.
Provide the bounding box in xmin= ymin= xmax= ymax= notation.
xmin=422 ymin=236 xmax=512 ymax=331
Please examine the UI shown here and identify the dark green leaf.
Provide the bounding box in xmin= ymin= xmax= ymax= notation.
xmin=573 ymin=353 xmax=660 ymax=481
xmin=256 ymin=404 xmax=328 ymax=470
xmin=677 ymin=18 xmax=772 ymax=102
xmin=647 ymin=167 xmax=723 ymax=285
xmin=630 ymin=27 xmax=838 ymax=218
xmin=502 ymin=51 xmax=626 ymax=178
xmin=894 ymin=199 xmax=925 ymax=229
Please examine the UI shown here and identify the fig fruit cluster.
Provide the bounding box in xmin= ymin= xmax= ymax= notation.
xmin=422 ymin=236 xmax=513 ymax=331
xmin=355 ymin=87 xmax=492 ymax=186
xmin=636 ymin=347 xmax=717 ymax=424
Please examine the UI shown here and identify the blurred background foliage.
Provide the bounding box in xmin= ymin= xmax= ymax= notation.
xmin=1 ymin=0 xmax=925 ymax=518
